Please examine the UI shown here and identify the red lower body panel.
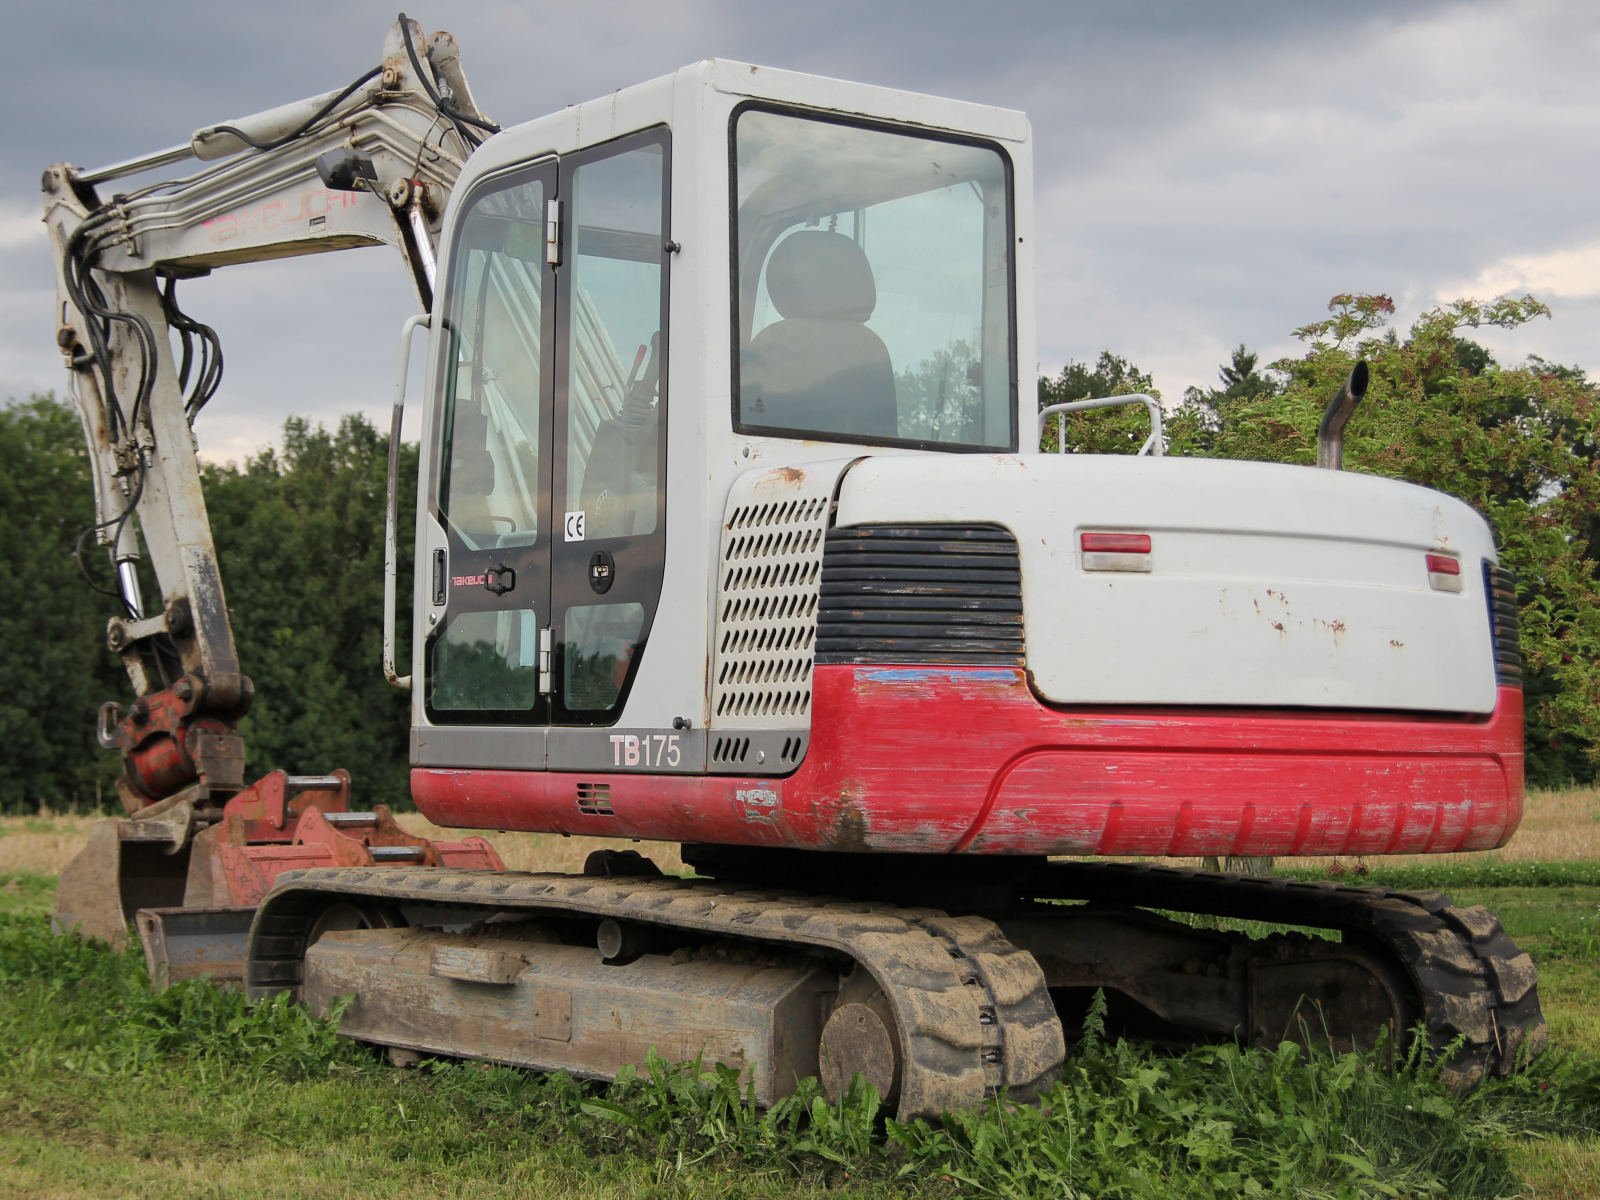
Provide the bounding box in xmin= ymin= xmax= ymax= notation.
xmin=413 ymin=666 xmax=1524 ymax=858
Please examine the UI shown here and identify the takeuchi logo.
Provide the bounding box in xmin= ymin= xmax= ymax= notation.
xmin=452 ymin=575 xmax=487 ymax=587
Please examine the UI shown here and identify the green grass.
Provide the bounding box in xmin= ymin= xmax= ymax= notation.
xmin=1281 ymin=859 xmax=1600 ymax=891
xmin=5 ymin=872 xmax=1600 ymax=1197
xmin=0 ymin=870 xmax=68 ymax=917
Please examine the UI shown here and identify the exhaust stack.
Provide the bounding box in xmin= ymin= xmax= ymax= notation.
xmin=1316 ymin=361 xmax=1370 ymax=470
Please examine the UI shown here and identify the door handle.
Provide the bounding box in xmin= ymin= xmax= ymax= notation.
xmin=485 ymin=562 xmax=516 ymax=596
xmin=384 ymin=312 xmax=430 ymax=691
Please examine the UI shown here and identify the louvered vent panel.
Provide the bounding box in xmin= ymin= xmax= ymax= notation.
xmin=710 ymin=472 xmax=834 ymax=729
xmin=817 ymin=524 xmax=1024 ymax=665
xmin=1483 ymin=561 xmax=1523 ymax=687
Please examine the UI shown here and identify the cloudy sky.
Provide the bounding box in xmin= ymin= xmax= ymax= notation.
xmin=4 ymin=0 xmax=1596 ymax=462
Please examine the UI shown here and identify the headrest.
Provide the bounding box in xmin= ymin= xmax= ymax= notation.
xmin=765 ymin=231 xmax=876 ymax=322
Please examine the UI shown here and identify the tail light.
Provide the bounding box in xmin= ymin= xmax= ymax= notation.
xmin=1426 ymin=553 xmax=1462 ymax=593
xmin=1081 ymin=531 xmax=1152 ymax=572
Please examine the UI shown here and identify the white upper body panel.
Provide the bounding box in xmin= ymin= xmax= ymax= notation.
xmin=836 ymin=454 xmax=1502 ymax=713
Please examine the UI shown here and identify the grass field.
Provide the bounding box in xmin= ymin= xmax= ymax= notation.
xmin=4 ymin=792 xmax=1600 ymax=1197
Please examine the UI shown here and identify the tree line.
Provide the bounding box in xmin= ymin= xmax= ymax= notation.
xmin=0 ymin=408 xmax=415 ymax=811
xmin=1 ymin=290 xmax=1595 ymax=810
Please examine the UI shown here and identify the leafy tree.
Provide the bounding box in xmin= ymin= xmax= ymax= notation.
xmin=0 ymin=396 xmax=125 ymax=810
xmin=203 ymin=415 xmax=417 ymax=806
xmin=1181 ymin=344 xmax=1283 ymax=442
xmin=1179 ymin=293 xmax=1600 ymax=783
xmin=0 ymin=399 xmax=417 ymax=811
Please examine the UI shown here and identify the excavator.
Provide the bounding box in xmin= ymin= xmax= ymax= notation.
xmin=44 ymin=16 xmax=1543 ymax=1118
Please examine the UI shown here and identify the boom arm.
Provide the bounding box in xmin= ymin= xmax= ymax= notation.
xmin=40 ymin=16 xmax=483 ymax=813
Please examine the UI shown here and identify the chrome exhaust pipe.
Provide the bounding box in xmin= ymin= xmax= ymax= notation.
xmin=1316 ymin=360 xmax=1369 ymax=470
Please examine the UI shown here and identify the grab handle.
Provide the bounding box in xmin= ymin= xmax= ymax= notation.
xmin=384 ymin=313 xmax=431 ymax=691
xmin=1038 ymin=393 xmax=1164 ymax=457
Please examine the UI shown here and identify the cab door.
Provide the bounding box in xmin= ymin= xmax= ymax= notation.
xmin=422 ymin=132 xmax=669 ymax=759
xmin=548 ymin=129 xmax=670 ymax=739
xmin=425 ymin=159 xmax=557 ymax=738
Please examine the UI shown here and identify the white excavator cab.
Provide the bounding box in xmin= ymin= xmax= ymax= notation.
xmin=408 ymin=62 xmax=1037 ymax=771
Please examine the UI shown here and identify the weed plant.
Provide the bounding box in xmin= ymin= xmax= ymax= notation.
xmin=1 ymin=910 xmax=1595 ymax=1198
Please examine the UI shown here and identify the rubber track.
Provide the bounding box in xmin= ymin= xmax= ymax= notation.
xmin=246 ymin=868 xmax=1067 ymax=1120
xmin=1038 ymin=862 xmax=1545 ymax=1088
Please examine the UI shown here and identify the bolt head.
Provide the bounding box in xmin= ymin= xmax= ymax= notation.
xmin=173 ymin=679 xmax=194 ymax=702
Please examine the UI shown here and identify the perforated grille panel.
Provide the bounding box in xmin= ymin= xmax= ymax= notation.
xmin=711 ymin=466 xmax=840 ymax=731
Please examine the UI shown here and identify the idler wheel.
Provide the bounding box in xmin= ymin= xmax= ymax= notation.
xmin=819 ymin=996 xmax=902 ymax=1107
xmin=306 ymin=902 xmax=404 ymax=947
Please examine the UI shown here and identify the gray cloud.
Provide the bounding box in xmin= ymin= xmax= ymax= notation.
xmin=4 ymin=0 xmax=1595 ymax=458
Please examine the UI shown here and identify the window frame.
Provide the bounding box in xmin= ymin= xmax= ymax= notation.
xmin=727 ymin=100 xmax=1019 ymax=454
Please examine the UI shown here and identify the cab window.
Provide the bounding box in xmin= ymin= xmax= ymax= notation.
xmin=734 ymin=107 xmax=1015 ymax=450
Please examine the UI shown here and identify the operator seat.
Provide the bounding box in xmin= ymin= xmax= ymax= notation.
xmin=742 ymin=231 xmax=898 ymax=439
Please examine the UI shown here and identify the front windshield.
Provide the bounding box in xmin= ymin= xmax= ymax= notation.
xmin=734 ymin=108 xmax=1014 ymax=449
xmin=439 ymin=178 xmax=546 ymax=552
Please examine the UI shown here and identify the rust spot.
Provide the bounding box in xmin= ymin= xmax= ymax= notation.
xmin=755 ymin=466 xmax=805 ymax=489
xmin=1391 ymin=639 xmax=1404 ymax=648
xmin=826 ymin=797 xmax=870 ymax=852
xmin=1270 ymin=621 xmax=1285 ymax=634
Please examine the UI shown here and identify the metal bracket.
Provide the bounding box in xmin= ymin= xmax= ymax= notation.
xmin=545 ymin=198 xmax=562 ymax=265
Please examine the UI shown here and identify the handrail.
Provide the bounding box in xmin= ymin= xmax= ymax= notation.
xmin=383 ymin=313 xmax=431 ymax=691
xmin=1038 ymin=393 xmax=1164 ymax=457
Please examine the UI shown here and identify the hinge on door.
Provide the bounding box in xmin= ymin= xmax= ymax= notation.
xmin=538 ymin=627 xmax=553 ymax=695
xmin=545 ymin=199 xmax=562 ymax=265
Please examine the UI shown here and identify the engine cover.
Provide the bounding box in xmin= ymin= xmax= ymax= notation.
xmin=835 ymin=454 xmax=1502 ymax=713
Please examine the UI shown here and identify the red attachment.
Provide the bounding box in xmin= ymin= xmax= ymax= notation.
xmin=414 ymin=665 xmax=1524 ymax=860
xmin=219 ymin=769 xmax=351 ymax=842
xmin=125 ymin=732 xmax=192 ymax=798
xmin=214 ymin=801 xmax=503 ymax=906
xmin=1081 ymin=532 xmax=1151 ymax=553
xmin=108 ymin=681 xmax=247 ymax=807
xmin=200 ymin=771 xmax=504 ymax=907
xmin=1426 ymin=554 xmax=1461 ymax=575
